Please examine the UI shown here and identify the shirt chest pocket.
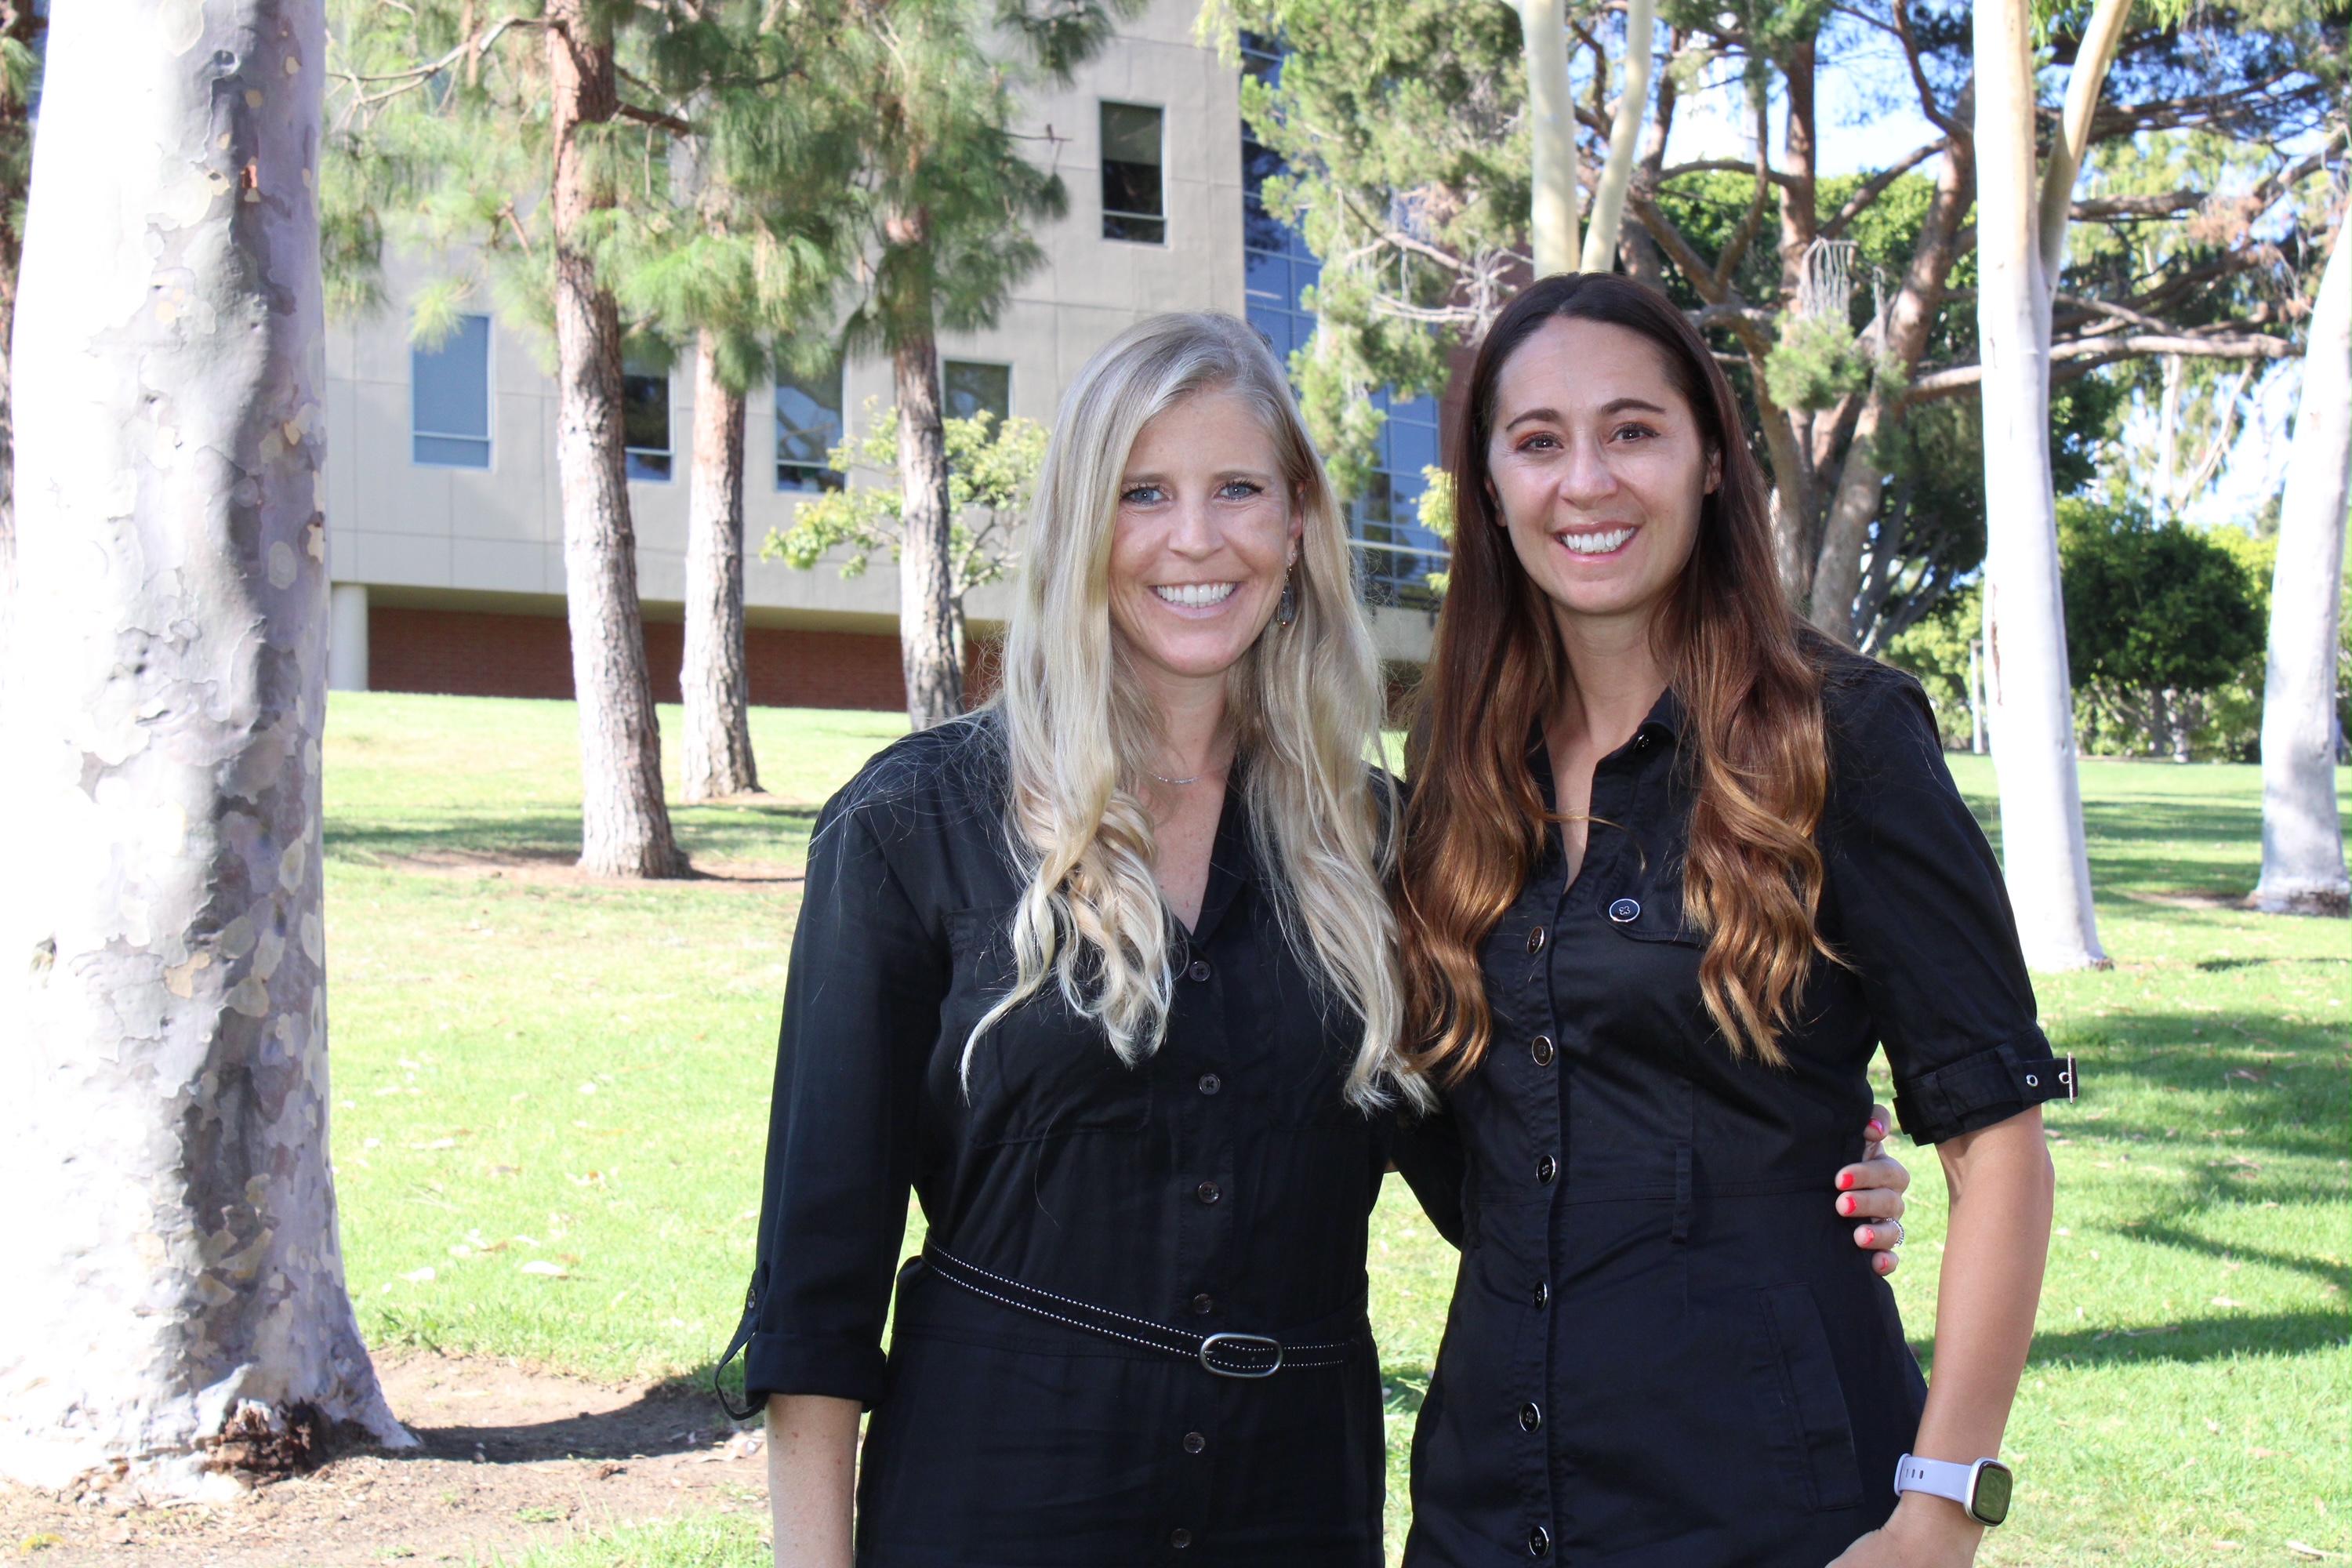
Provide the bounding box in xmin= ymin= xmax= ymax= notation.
xmin=939 ymin=906 xmax=1154 ymax=1148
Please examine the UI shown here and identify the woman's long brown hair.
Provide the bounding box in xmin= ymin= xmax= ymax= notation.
xmin=1397 ymin=273 xmax=1833 ymax=1080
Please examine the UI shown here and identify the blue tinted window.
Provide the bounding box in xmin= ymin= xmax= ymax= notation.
xmin=412 ymin=314 xmax=491 ymax=470
xmin=777 ymin=359 xmax=845 ymax=492
xmin=1239 ymin=38 xmax=1447 ymax=607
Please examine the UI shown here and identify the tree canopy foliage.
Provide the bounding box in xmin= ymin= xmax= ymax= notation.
xmin=1218 ymin=0 xmax=2347 ymax=646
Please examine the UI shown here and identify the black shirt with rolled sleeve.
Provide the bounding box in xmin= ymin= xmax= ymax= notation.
xmin=1393 ymin=652 xmax=2074 ymax=1568
xmin=735 ymin=714 xmax=1388 ymax=1566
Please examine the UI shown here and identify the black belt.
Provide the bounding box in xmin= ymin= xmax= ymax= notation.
xmin=919 ymin=1245 xmax=1362 ymax=1377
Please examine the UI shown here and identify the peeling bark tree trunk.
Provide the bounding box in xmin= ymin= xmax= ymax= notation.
xmin=1973 ymin=0 xmax=2107 ymax=969
xmin=681 ymin=329 xmax=758 ymax=800
xmin=1809 ymin=122 xmax=1975 ymax=643
xmin=1517 ymin=0 xmax=1580 ymax=275
xmin=0 ymin=1 xmax=38 ymax=649
xmin=0 ymin=0 xmax=410 ymax=1497
xmin=2252 ymin=209 xmax=2350 ymax=916
xmin=1579 ymin=0 xmax=1654 ymax=274
xmin=547 ymin=0 xmax=683 ymax=877
xmin=887 ymin=209 xmax=960 ymax=731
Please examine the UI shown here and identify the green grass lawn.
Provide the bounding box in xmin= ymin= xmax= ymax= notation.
xmin=322 ymin=694 xmax=2349 ymax=1566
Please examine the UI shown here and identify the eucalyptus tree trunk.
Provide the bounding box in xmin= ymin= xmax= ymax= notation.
xmin=682 ymin=328 xmax=759 ymax=800
xmin=547 ymin=0 xmax=683 ymax=877
xmin=2252 ymin=212 xmax=2350 ymax=916
xmin=1809 ymin=119 xmax=1975 ymax=641
xmin=1517 ymin=0 xmax=1579 ymax=275
xmin=1973 ymin=0 xmax=2108 ymax=969
xmin=1578 ymin=0 xmax=1654 ymax=274
xmin=887 ymin=207 xmax=961 ymax=730
xmin=0 ymin=0 xmax=410 ymax=1497
xmin=0 ymin=0 xmax=37 ymax=647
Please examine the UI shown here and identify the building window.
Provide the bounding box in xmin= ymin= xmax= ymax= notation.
xmin=411 ymin=313 xmax=492 ymax=469
xmin=942 ymin=361 xmax=1012 ymax=424
xmin=1240 ymin=33 xmax=1446 ymax=609
xmin=776 ymin=359 xmax=846 ymax=492
xmin=622 ymin=363 xmax=673 ymax=481
xmin=1101 ymin=102 xmax=1166 ymax=245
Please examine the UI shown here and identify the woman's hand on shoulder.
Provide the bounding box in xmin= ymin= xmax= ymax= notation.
xmin=1837 ymin=1104 xmax=1911 ymax=1276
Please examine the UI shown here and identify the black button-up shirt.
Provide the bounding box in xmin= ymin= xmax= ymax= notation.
xmin=738 ymin=716 xmax=1387 ymax=1566
xmin=1396 ymin=656 xmax=2073 ymax=1567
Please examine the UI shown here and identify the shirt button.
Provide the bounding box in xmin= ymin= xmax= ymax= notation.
xmin=1196 ymin=1181 xmax=1222 ymax=1205
xmin=1533 ymin=1281 xmax=1549 ymax=1308
xmin=1182 ymin=1432 xmax=1207 ymax=1454
xmin=1190 ymin=1293 xmax=1215 ymax=1314
xmin=1188 ymin=959 xmax=1212 ymax=983
xmin=1198 ymin=1073 xmax=1222 ymax=1095
xmin=1530 ymin=1035 xmax=1555 ymax=1066
xmin=1536 ymin=1155 xmax=1558 ymax=1184
xmin=1171 ymin=1527 xmax=1193 ymax=1548
xmin=1527 ymin=1523 xmax=1552 ymax=1557
xmin=1525 ymin=926 xmax=1548 ymax=954
xmin=1519 ymin=1402 xmax=1543 ymax=1432
xmin=1633 ymin=732 xmax=1652 ymax=753
xmin=1608 ymin=897 xmax=1641 ymax=923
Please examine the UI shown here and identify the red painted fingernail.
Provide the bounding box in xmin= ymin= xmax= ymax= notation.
xmin=1838 ymin=1172 xmax=1854 ymax=1189
xmin=1839 ymin=1196 xmax=1853 ymax=1215
xmin=1867 ymin=1120 xmax=1886 ymax=1137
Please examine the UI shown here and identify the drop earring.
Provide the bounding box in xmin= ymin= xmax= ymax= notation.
xmin=1276 ymin=568 xmax=1298 ymax=629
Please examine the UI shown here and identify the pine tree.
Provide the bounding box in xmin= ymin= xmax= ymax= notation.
xmin=328 ymin=0 xmax=686 ymax=877
xmin=833 ymin=0 xmax=1063 ymax=729
xmin=602 ymin=2 xmax=861 ymax=800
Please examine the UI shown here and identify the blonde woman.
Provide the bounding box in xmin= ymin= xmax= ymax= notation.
xmin=724 ymin=314 xmax=1904 ymax=1566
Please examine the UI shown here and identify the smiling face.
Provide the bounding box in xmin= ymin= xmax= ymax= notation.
xmin=1107 ymin=385 xmax=1303 ymax=695
xmin=1485 ymin=315 xmax=1719 ymax=633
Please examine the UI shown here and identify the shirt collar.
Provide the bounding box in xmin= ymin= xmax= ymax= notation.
xmin=1523 ymin=685 xmax=1685 ymax=813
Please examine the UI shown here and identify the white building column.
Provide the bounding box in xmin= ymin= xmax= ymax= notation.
xmin=328 ymin=583 xmax=369 ymax=692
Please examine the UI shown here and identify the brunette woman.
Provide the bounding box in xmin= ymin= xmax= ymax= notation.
xmin=1393 ymin=274 xmax=2066 ymax=1568
xmin=726 ymin=312 xmax=1909 ymax=1567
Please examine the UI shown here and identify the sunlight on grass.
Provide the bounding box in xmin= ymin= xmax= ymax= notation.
xmin=324 ymin=695 xmax=2348 ymax=1566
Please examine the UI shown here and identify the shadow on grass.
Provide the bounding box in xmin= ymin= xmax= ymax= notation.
xmin=2023 ymin=1308 xmax=2348 ymax=1369
xmin=375 ymin=1383 xmax=744 ymax=1465
xmin=326 ymin=806 xmax=822 ymax=870
xmin=2120 ymin=1221 xmax=2352 ymax=1298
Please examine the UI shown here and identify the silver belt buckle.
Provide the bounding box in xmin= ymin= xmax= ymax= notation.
xmin=1199 ymin=1331 xmax=1283 ymax=1377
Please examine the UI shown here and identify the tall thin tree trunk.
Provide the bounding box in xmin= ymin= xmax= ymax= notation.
xmin=1809 ymin=120 xmax=1975 ymax=644
xmin=894 ymin=319 xmax=961 ymax=729
xmin=547 ymin=0 xmax=682 ymax=877
xmin=0 ymin=1 xmax=37 ymax=652
xmin=1518 ymin=0 xmax=1579 ymax=275
xmin=0 ymin=0 xmax=410 ymax=1497
xmin=682 ymin=329 xmax=758 ymax=800
xmin=1579 ymin=0 xmax=1654 ymax=274
xmin=882 ymin=195 xmax=959 ymax=731
xmin=1973 ymin=0 xmax=2107 ymax=969
xmin=2252 ymin=209 xmax=2350 ymax=916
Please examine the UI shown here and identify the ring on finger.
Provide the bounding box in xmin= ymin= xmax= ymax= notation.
xmin=1882 ymin=1219 xmax=1904 ymax=1247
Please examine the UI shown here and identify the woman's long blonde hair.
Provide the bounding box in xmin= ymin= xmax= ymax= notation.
xmin=968 ymin=312 xmax=1425 ymax=1112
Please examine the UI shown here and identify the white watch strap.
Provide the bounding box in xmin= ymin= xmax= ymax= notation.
xmin=1893 ymin=1453 xmax=1974 ymax=1505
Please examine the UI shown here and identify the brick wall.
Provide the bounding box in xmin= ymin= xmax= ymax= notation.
xmin=371 ymin=604 xmax=1000 ymax=713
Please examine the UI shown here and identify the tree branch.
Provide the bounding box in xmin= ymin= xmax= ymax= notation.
xmin=1661 ymin=158 xmax=1799 ymax=189
xmin=1905 ymin=331 xmax=2297 ymax=400
xmin=617 ymin=100 xmax=695 ymax=136
xmin=1820 ymin=137 xmax=1948 ymax=239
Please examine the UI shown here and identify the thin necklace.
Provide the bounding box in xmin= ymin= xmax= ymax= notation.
xmin=1151 ymin=771 xmax=1201 ymax=786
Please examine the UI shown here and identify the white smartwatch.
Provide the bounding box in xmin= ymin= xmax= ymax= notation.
xmin=1893 ymin=1454 xmax=2013 ymax=1526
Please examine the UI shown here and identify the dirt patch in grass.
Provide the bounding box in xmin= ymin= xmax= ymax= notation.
xmin=0 ymin=1353 xmax=768 ymax=1566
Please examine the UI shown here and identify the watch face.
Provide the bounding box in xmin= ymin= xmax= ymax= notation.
xmin=1970 ymin=1461 xmax=2014 ymax=1526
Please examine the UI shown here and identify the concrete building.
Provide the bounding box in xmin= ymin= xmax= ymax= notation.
xmin=321 ymin=3 xmax=1447 ymax=710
